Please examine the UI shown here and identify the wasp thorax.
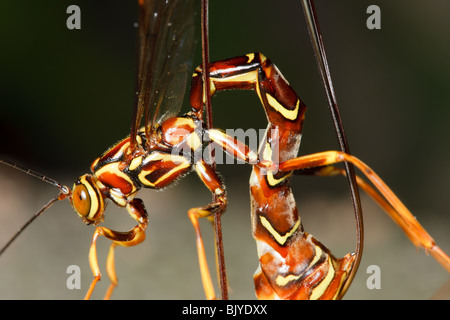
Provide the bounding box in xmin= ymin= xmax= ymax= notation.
xmin=70 ymin=174 xmax=105 ymax=225
xmin=161 ymin=117 xmax=196 ymax=146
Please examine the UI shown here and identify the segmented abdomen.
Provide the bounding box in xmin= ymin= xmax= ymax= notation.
xmin=250 ymin=166 xmax=355 ymax=300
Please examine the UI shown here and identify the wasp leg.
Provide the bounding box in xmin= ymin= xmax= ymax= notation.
xmin=84 ymin=198 xmax=148 ymax=300
xmin=206 ymin=129 xmax=259 ymax=164
xmin=279 ymin=151 xmax=450 ymax=272
xmin=188 ymin=159 xmax=228 ymax=300
xmin=296 ymin=165 xmax=401 ymax=232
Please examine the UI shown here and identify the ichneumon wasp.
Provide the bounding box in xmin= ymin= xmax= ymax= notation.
xmin=1 ymin=0 xmax=450 ymax=299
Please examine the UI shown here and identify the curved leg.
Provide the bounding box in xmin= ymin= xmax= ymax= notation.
xmin=280 ymin=151 xmax=450 ymax=272
xmin=84 ymin=198 xmax=148 ymax=300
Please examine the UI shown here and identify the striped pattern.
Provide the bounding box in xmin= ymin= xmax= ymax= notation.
xmin=91 ymin=116 xmax=202 ymax=195
xmin=72 ymin=53 xmax=357 ymax=300
xmin=191 ymin=53 xmax=356 ymax=299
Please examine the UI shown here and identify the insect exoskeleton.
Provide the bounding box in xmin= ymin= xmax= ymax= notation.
xmin=71 ymin=175 xmax=106 ymax=225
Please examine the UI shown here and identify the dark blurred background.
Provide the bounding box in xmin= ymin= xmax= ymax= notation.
xmin=0 ymin=0 xmax=449 ymax=299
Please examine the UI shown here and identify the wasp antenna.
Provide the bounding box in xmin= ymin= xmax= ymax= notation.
xmin=301 ymin=0 xmax=364 ymax=299
xmin=0 ymin=194 xmax=62 ymax=256
xmin=0 ymin=159 xmax=70 ymax=195
xmin=0 ymin=160 xmax=70 ymax=256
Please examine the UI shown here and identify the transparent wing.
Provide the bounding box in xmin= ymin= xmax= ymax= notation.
xmin=131 ymin=0 xmax=198 ymax=149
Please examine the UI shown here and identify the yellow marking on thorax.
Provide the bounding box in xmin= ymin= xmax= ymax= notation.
xmin=142 ymin=152 xmax=170 ymax=163
xmin=129 ymin=156 xmax=143 ymax=171
xmin=151 ymin=157 xmax=190 ymax=186
xmin=259 ymin=215 xmax=300 ymax=245
xmin=116 ymin=141 xmax=131 ymax=159
xmin=138 ymin=154 xmax=190 ymax=188
xmin=95 ymin=163 xmax=135 ymax=186
xmin=266 ymin=93 xmax=300 ymax=121
xmin=136 ymin=134 xmax=142 ymax=145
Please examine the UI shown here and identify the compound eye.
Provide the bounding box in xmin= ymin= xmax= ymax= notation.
xmin=71 ymin=175 xmax=104 ymax=224
xmin=72 ymin=183 xmax=91 ymax=217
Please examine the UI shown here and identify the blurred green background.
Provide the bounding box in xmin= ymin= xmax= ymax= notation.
xmin=0 ymin=0 xmax=449 ymax=299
